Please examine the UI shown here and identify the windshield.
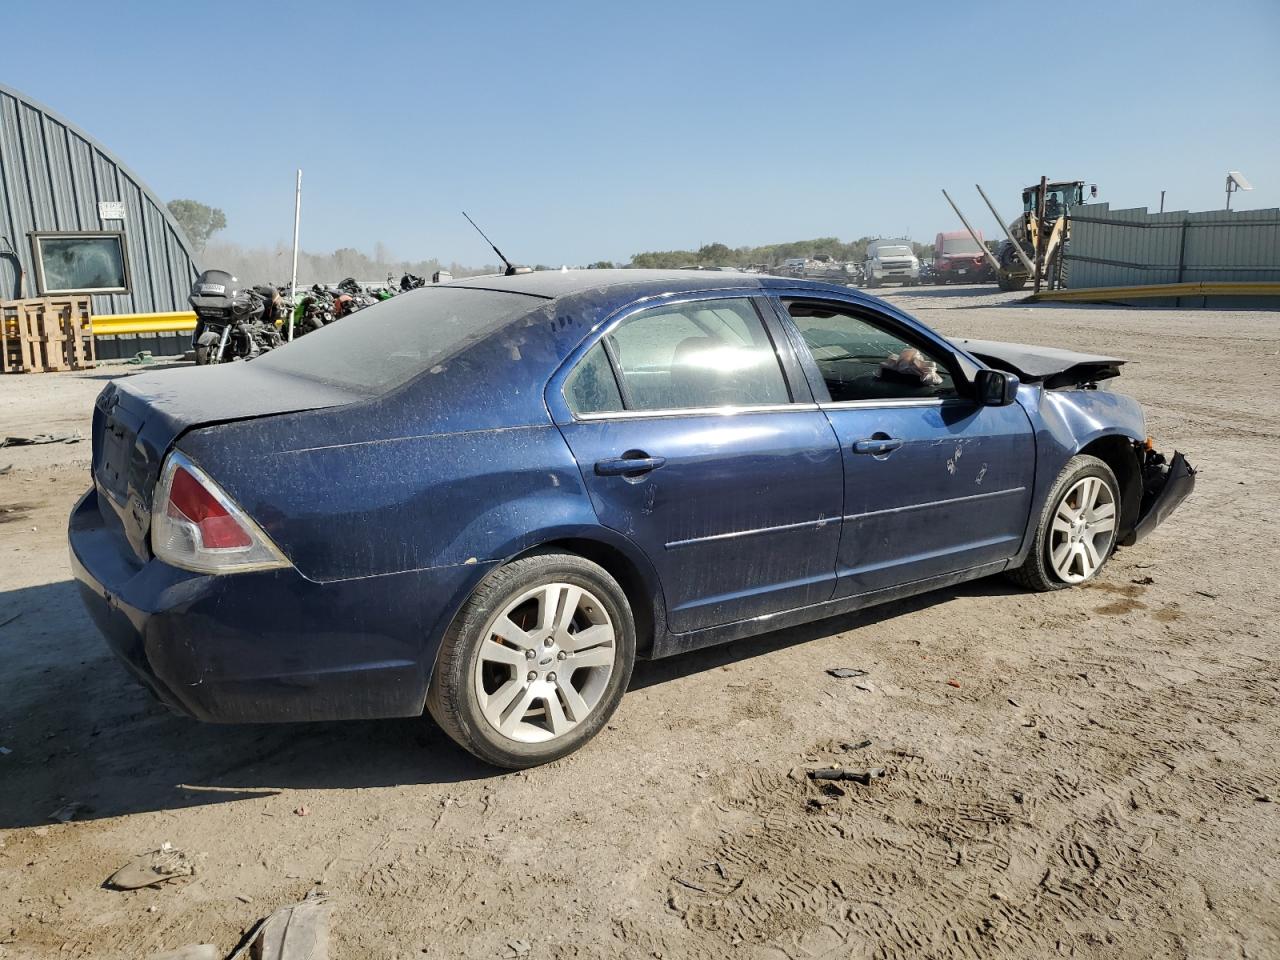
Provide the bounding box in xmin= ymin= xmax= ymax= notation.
xmin=940 ymin=236 xmax=983 ymax=255
xmin=875 ymin=246 xmax=913 ymax=258
xmin=252 ymin=287 xmax=542 ymax=393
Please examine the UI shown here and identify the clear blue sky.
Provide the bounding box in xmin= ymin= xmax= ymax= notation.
xmin=9 ymin=0 xmax=1278 ymax=265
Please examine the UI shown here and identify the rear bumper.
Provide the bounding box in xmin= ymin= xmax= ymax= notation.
xmin=1121 ymin=450 xmax=1196 ymax=546
xmin=69 ymin=487 xmax=493 ymax=723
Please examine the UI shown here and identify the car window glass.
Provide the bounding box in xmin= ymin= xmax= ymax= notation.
xmin=564 ymin=342 xmax=624 ymax=415
xmin=605 ymin=298 xmax=790 ymax=411
xmin=787 ymin=302 xmax=958 ymax=402
xmin=252 ymin=287 xmax=540 ymax=394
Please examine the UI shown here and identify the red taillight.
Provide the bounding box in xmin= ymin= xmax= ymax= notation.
xmin=167 ymin=466 xmax=252 ymax=549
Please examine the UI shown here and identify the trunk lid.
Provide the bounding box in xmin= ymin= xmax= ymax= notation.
xmin=92 ymin=363 xmax=368 ymax=562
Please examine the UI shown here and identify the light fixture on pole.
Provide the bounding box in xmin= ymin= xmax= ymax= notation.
xmin=1225 ymin=170 xmax=1252 ymax=211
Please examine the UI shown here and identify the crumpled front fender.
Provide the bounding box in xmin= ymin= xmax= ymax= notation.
xmin=1121 ymin=450 xmax=1196 ymax=546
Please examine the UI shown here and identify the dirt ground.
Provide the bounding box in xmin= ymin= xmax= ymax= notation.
xmin=1 ymin=287 xmax=1278 ymax=959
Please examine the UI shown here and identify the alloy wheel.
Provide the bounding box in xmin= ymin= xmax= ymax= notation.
xmin=1048 ymin=476 xmax=1117 ymax=583
xmin=472 ymin=582 xmax=617 ymax=744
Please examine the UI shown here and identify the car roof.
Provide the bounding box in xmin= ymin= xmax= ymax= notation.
xmin=448 ymin=268 xmax=855 ymax=302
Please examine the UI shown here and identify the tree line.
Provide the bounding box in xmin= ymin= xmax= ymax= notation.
xmin=629 ymin=237 xmax=935 ymax=269
xmin=168 ymin=197 xmax=953 ymax=283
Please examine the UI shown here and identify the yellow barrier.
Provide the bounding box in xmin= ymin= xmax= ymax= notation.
xmin=91 ymin=311 xmax=198 ymax=336
xmin=1030 ymin=281 xmax=1280 ymax=303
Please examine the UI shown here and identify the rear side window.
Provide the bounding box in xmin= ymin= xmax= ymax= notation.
xmin=598 ymin=298 xmax=790 ymax=412
xmin=252 ymin=287 xmax=541 ymax=393
xmin=564 ymin=343 xmax=623 ymax=415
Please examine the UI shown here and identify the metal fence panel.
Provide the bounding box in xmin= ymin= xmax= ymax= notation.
xmin=1065 ymin=203 xmax=1280 ymax=291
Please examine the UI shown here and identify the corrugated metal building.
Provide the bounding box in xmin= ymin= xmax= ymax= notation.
xmin=0 ymin=82 xmax=199 ymax=315
xmin=1066 ymin=202 xmax=1280 ymax=306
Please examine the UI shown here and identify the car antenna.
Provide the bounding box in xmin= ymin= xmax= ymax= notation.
xmin=462 ymin=211 xmax=530 ymax=276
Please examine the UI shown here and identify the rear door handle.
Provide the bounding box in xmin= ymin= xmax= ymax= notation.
xmin=853 ymin=437 xmax=903 ymax=456
xmin=595 ymin=455 xmax=667 ymax=476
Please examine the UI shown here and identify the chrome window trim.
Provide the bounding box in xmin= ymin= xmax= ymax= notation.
xmin=819 ymin=398 xmax=952 ymax=410
xmin=575 ymin=402 xmax=819 ymax=422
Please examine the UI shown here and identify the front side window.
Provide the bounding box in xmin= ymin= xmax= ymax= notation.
xmin=32 ymin=232 xmax=129 ymax=294
xmin=787 ymin=301 xmax=958 ymax=403
xmin=601 ymin=298 xmax=790 ymax=412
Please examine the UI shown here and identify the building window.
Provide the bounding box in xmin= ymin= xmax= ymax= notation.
xmin=30 ymin=232 xmax=130 ymax=295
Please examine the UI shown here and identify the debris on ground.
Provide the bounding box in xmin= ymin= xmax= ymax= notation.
xmin=149 ymin=946 xmax=219 ymax=960
xmin=48 ymin=802 xmax=82 ymax=823
xmin=294 ymin=805 xmax=310 ymax=817
xmin=126 ymin=351 xmax=156 ymax=365
xmin=105 ymin=843 xmax=195 ymax=890
xmin=502 ymin=938 xmax=531 ymax=958
xmin=826 ymin=668 xmax=869 ymax=679
xmin=0 ymin=432 xmax=82 ymax=448
xmin=229 ymin=892 xmax=330 ymax=960
xmin=808 ymin=767 xmax=886 ymax=785
xmin=0 ymin=464 xmax=10 ymax=475
xmin=946 ymin=679 xmax=961 ymax=688
xmin=1131 ymin=575 xmax=1156 ymax=585
xmin=841 ymin=739 xmax=872 ymax=752
xmin=0 ymin=746 xmax=11 ymax=755
xmin=1196 ymin=590 xmax=1219 ymax=599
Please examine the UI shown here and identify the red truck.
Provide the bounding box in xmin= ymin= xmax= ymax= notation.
xmin=932 ymin=230 xmax=992 ymax=284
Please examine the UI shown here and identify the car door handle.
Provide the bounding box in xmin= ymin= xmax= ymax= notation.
xmin=853 ymin=437 xmax=903 ymax=456
xmin=595 ymin=455 xmax=667 ymax=476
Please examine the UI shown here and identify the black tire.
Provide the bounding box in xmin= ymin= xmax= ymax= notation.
xmin=1007 ymin=454 xmax=1119 ymax=592
xmin=997 ymin=270 xmax=1028 ymax=291
xmin=426 ymin=551 xmax=636 ymax=768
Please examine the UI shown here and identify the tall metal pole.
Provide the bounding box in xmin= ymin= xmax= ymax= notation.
xmin=1033 ymin=175 xmax=1048 ymax=295
xmin=288 ymin=169 xmax=302 ymax=342
xmin=940 ymin=190 xmax=1004 ymax=274
xmin=975 ymin=183 xmax=1034 ymax=272
xmin=1159 ymin=190 xmax=1166 ymax=214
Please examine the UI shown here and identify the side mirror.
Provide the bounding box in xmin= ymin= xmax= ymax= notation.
xmin=975 ymin=369 xmax=1020 ymax=406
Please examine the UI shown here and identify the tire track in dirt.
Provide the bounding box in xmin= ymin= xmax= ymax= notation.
xmin=654 ymin=663 xmax=1279 ymax=959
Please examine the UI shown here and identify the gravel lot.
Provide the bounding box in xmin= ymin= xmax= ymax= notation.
xmin=1 ymin=286 xmax=1277 ymax=959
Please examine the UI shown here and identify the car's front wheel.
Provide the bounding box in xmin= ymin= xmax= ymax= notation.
xmin=1007 ymin=454 xmax=1120 ymax=591
xmin=427 ymin=551 xmax=636 ymax=768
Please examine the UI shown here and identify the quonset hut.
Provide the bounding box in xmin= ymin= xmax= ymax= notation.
xmin=0 ymin=82 xmax=199 ymax=355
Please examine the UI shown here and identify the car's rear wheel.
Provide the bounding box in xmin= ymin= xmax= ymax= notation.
xmin=427 ymin=551 xmax=635 ymax=768
xmin=1007 ymin=455 xmax=1120 ymax=592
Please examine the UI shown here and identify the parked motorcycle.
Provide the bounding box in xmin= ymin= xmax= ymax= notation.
xmin=189 ymin=270 xmax=284 ymax=364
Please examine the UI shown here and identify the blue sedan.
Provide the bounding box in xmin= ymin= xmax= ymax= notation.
xmin=69 ymin=270 xmax=1194 ymax=767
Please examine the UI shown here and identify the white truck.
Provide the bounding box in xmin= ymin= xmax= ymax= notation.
xmin=863 ymin=239 xmax=920 ymax=288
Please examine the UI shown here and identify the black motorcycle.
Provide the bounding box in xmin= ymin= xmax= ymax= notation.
xmin=189 ymin=270 xmax=284 ymax=364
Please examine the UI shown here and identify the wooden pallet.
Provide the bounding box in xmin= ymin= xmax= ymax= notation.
xmin=0 ymin=296 xmax=95 ymax=373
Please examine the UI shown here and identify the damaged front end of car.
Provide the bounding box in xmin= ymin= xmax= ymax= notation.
xmin=1122 ymin=445 xmax=1196 ymax=546
xmin=953 ymin=336 xmax=1197 ymax=547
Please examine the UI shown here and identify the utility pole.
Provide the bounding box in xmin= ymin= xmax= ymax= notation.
xmin=288 ymin=169 xmax=302 ymax=341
